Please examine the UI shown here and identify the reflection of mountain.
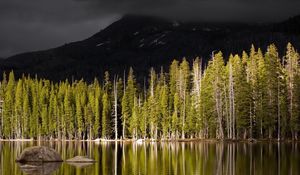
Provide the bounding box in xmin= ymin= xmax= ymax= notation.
xmin=17 ymin=162 xmax=61 ymax=175
xmin=1 ymin=15 xmax=300 ymax=82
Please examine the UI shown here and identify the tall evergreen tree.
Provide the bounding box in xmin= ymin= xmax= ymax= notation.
xmin=230 ymin=55 xmax=251 ymax=139
xmin=264 ymin=45 xmax=281 ymax=138
xmin=212 ymin=52 xmax=225 ymax=139
xmin=0 ymin=72 xmax=7 ymax=138
xmin=75 ymin=81 xmax=84 ymax=139
xmin=285 ymin=43 xmax=300 ymax=139
xmin=179 ymin=58 xmax=190 ymax=139
xmin=14 ymin=79 xmax=23 ymax=138
xmin=63 ymin=85 xmax=74 ymax=139
xmin=190 ymin=58 xmax=202 ymax=138
xmin=22 ymin=82 xmax=31 ymax=138
xmin=3 ymin=71 xmax=15 ymax=138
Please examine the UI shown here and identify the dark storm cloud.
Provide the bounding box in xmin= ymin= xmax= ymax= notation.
xmin=0 ymin=0 xmax=300 ymax=58
xmin=0 ymin=0 xmax=120 ymax=58
xmin=79 ymin=0 xmax=300 ymax=22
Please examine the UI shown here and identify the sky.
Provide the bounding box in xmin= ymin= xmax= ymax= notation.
xmin=0 ymin=0 xmax=300 ymax=58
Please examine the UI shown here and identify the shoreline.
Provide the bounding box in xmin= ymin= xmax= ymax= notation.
xmin=0 ymin=138 xmax=299 ymax=143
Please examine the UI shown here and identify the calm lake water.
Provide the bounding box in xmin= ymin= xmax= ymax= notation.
xmin=0 ymin=141 xmax=299 ymax=175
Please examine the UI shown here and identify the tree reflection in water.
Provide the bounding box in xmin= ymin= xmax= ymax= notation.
xmin=0 ymin=141 xmax=299 ymax=175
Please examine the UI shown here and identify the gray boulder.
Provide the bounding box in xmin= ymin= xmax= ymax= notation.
xmin=16 ymin=146 xmax=63 ymax=163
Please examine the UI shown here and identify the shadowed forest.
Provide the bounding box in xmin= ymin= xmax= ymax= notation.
xmin=0 ymin=43 xmax=300 ymax=141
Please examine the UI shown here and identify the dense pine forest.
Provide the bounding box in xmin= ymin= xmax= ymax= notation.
xmin=0 ymin=43 xmax=300 ymax=141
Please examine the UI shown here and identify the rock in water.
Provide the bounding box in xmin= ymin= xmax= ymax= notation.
xmin=66 ymin=156 xmax=96 ymax=168
xmin=66 ymin=156 xmax=95 ymax=163
xmin=16 ymin=146 xmax=63 ymax=163
xmin=67 ymin=162 xmax=94 ymax=168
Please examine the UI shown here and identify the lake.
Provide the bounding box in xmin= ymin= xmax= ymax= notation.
xmin=0 ymin=141 xmax=299 ymax=175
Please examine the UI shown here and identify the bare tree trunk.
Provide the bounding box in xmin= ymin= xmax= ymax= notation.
xmin=229 ymin=63 xmax=236 ymax=139
xmin=122 ymin=71 xmax=126 ymax=140
xmin=277 ymin=76 xmax=280 ymax=140
xmin=0 ymin=89 xmax=2 ymax=138
xmin=193 ymin=58 xmax=202 ymax=139
xmin=224 ymin=82 xmax=230 ymax=139
xmin=89 ymin=126 xmax=92 ymax=140
xmin=260 ymin=95 xmax=263 ymax=138
xmin=182 ymin=88 xmax=186 ymax=139
xmin=232 ymin=74 xmax=236 ymax=139
xmin=215 ymin=76 xmax=224 ymax=139
xmin=288 ymin=53 xmax=293 ymax=140
xmin=138 ymin=95 xmax=141 ymax=140
xmin=250 ymin=104 xmax=253 ymax=139
xmin=150 ymin=69 xmax=155 ymax=140
xmin=122 ymin=119 xmax=125 ymax=140
xmin=113 ymin=75 xmax=118 ymax=140
xmin=199 ymin=59 xmax=203 ymax=139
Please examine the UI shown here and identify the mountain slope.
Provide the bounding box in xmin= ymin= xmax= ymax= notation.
xmin=1 ymin=14 xmax=300 ymax=82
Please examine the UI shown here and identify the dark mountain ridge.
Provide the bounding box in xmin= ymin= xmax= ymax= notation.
xmin=1 ymin=14 xmax=300 ymax=82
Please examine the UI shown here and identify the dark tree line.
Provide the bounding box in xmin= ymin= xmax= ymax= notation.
xmin=0 ymin=43 xmax=300 ymax=140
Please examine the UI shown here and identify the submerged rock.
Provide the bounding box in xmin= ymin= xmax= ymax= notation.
xmin=16 ymin=146 xmax=63 ymax=163
xmin=67 ymin=162 xmax=95 ymax=168
xmin=66 ymin=156 xmax=96 ymax=168
xmin=17 ymin=162 xmax=61 ymax=175
xmin=66 ymin=156 xmax=96 ymax=163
